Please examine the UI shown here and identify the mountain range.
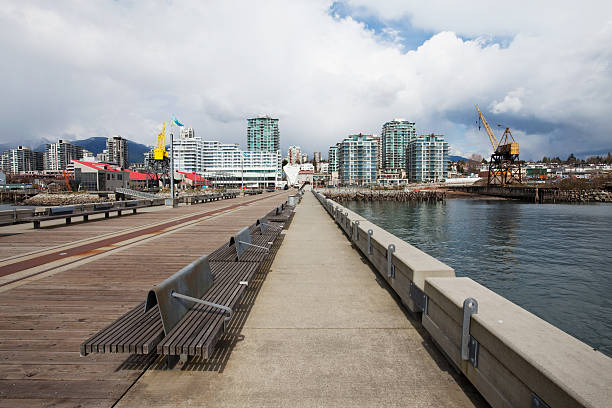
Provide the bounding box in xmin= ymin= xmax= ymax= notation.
xmin=0 ymin=137 xmax=152 ymax=164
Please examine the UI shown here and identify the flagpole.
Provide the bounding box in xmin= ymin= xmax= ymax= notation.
xmin=170 ymin=122 xmax=175 ymax=203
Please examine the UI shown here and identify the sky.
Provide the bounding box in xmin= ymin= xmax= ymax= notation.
xmin=1 ymin=0 xmax=611 ymax=160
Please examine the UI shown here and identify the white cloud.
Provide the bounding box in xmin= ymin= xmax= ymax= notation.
xmin=490 ymin=88 xmax=524 ymax=114
xmin=0 ymin=0 xmax=611 ymax=160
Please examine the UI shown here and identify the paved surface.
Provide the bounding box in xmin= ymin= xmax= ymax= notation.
xmin=0 ymin=191 xmax=290 ymax=408
xmin=118 ymin=192 xmax=487 ymax=407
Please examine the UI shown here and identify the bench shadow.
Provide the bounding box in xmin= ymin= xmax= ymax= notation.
xmin=176 ymin=233 xmax=286 ymax=373
xmin=33 ymin=212 xmax=139 ymax=230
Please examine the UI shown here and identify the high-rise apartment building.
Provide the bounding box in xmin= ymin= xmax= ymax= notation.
xmin=372 ymin=135 xmax=382 ymax=172
xmin=337 ymin=134 xmax=378 ymax=185
xmin=381 ymin=119 xmax=416 ymax=173
xmin=44 ymin=140 xmax=84 ymax=171
xmin=172 ymin=127 xmax=202 ymax=173
xmin=328 ymin=144 xmax=339 ymax=173
xmin=0 ymin=146 xmax=44 ymax=173
xmin=313 ymin=151 xmax=322 ymax=172
xmin=287 ymin=146 xmax=301 ymax=165
xmin=247 ymin=116 xmax=279 ymax=152
xmin=106 ymin=135 xmax=129 ymax=168
xmin=406 ymin=134 xmax=449 ymax=182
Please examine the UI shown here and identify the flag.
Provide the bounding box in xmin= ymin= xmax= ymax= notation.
xmin=171 ymin=114 xmax=184 ymax=127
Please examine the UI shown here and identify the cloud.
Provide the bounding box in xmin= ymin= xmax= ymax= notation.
xmin=490 ymin=89 xmax=524 ymax=114
xmin=0 ymin=0 xmax=611 ymax=161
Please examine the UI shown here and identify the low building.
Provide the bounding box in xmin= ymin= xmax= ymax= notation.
xmin=296 ymin=169 xmax=314 ymax=186
xmin=72 ymin=160 xmax=129 ymax=191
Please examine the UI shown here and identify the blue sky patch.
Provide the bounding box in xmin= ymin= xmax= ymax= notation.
xmin=329 ymin=1 xmax=435 ymax=51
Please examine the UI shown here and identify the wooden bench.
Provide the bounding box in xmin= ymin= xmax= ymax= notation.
xmin=208 ymin=227 xmax=276 ymax=262
xmin=80 ymin=215 xmax=285 ymax=364
xmin=80 ymin=261 xmax=258 ymax=357
xmin=24 ymin=203 xmax=149 ymax=229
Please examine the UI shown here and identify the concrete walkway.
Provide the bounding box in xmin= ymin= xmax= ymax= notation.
xmin=118 ymin=192 xmax=487 ymax=407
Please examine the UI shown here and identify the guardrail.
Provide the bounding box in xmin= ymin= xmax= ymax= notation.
xmin=115 ymin=187 xmax=158 ymax=199
xmin=312 ymin=190 xmax=612 ymax=408
xmin=0 ymin=192 xmax=239 ymax=228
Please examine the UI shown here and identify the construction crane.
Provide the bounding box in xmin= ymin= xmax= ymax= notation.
xmin=475 ymin=105 xmax=522 ymax=186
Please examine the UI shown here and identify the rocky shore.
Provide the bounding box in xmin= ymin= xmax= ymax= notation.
xmin=21 ymin=193 xmax=112 ymax=206
xmin=542 ymin=189 xmax=612 ymax=203
xmin=320 ymin=189 xmax=445 ymax=202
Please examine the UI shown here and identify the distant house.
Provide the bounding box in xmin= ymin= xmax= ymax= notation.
xmin=176 ymin=171 xmax=208 ymax=189
xmin=72 ymin=160 xmax=129 ymax=191
xmin=297 ymin=169 xmax=314 ymax=186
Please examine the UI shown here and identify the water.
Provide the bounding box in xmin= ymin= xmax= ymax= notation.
xmin=344 ymin=199 xmax=612 ymax=357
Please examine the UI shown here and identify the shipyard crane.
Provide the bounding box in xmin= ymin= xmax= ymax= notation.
xmin=146 ymin=123 xmax=170 ymax=189
xmin=475 ymin=105 xmax=522 ymax=186
xmin=154 ymin=123 xmax=168 ymax=161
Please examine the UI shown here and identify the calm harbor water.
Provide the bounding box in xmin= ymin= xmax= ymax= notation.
xmin=344 ymin=198 xmax=612 ymax=357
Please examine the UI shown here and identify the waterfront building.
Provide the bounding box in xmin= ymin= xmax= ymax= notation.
xmin=202 ymin=141 xmax=280 ymax=189
xmin=44 ymin=140 xmax=84 ymax=171
xmin=406 ymin=134 xmax=449 ymax=182
xmin=381 ymin=119 xmax=417 ymax=173
xmin=299 ymin=163 xmax=314 ymax=171
xmin=328 ymin=144 xmax=339 ymax=173
xmin=0 ymin=146 xmax=44 ymax=173
xmin=318 ymin=162 xmax=329 ymax=174
xmin=300 ymin=153 xmax=308 ymax=164
xmin=72 ymin=160 xmax=129 ymax=191
xmin=288 ymin=146 xmax=301 ymax=165
xmin=372 ymin=135 xmax=382 ymax=172
xmin=172 ymin=127 xmax=202 ymax=173
xmin=106 ymin=135 xmax=129 ymax=168
xmin=337 ymin=133 xmax=378 ymax=186
xmin=247 ymin=115 xmax=279 ymax=152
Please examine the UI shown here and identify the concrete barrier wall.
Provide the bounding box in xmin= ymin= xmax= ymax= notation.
xmin=0 ymin=208 xmax=35 ymax=225
xmin=313 ymin=191 xmax=612 ymax=408
xmin=313 ymin=191 xmax=454 ymax=313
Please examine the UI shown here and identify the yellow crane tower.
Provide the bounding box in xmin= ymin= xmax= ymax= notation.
xmin=475 ymin=105 xmax=522 ymax=186
xmin=154 ymin=123 xmax=168 ymax=161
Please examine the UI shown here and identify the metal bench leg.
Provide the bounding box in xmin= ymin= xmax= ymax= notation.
xmin=132 ymin=208 xmax=137 ymax=214
xmin=105 ymin=212 xmax=109 ymax=218
xmin=66 ymin=217 xmax=71 ymax=225
xmin=83 ymin=215 xmax=89 ymax=222
xmin=33 ymin=220 xmax=40 ymax=229
xmin=117 ymin=210 xmax=122 ymax=216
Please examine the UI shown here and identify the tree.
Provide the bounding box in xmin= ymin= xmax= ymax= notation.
xmin=542 ymin=156 xmax=549 ymax=163
xmin=456 ymin=161 xmax=465 ymax=174
xmin=567 ymin=153 xmax=577 ymax=164
xmin=466 ymin=154 xmax=483 ymax=174
xmin=282 ymin=159 xmax=288 ymax=168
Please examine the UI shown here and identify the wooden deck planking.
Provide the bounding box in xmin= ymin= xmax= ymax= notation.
xmin=0 ymin=193 xmax=273 ymax=261
xmin=0 ymin=191 xmax=291 ymax=407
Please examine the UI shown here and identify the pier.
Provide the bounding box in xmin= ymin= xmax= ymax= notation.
xmin=0 ymin=189 xmax=610 ymax=407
